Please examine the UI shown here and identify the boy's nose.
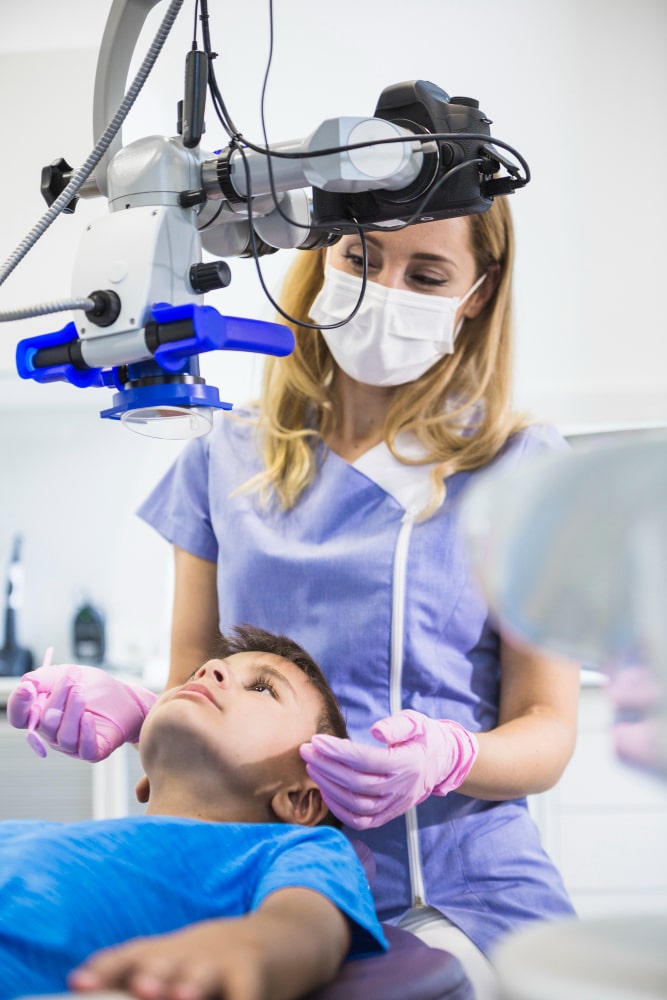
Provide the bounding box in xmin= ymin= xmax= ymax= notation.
xmin=195 ymin=660 xmax=231 ymax=688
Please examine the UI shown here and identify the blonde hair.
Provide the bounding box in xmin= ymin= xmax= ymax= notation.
xmin=245 ymin=197 xmax=530 ymax=516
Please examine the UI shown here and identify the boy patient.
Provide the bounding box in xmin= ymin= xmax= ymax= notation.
xmin=2 ymin=625 xmax=386 ymax=1000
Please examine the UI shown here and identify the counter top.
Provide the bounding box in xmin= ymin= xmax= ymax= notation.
xmin=0 ymin=677 xmax=19 ymax=707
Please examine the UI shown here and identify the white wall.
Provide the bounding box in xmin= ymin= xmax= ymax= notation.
xmin=0 ymin=0 xmax=665 ymax=670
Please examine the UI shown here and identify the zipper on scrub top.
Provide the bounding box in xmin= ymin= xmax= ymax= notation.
xmin=390 ymin=506 xmax=427 ymax=908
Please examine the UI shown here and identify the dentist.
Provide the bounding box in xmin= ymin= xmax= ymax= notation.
xmin=10 ymin=197 xmax=579 ymax=998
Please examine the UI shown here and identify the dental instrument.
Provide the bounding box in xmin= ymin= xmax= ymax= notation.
xmin=25 ymin=646 xmax=53 ymax=758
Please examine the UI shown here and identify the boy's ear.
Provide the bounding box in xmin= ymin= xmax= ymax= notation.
xmin=135 ymin=774 xmax=150 ymax=804
xmin=271 ymin=778 xmax=328 ymax=827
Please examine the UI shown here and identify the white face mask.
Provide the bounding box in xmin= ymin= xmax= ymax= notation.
xmin=309 ymin=265 xmax=487 ymax=387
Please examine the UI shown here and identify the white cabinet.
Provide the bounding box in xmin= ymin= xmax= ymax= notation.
xmin=0 ymin=713 xmax=93 ymax=822
xmin=0 ymin=708 xmax=145 ymax=822
xmin=530 ymin=682 xmax=667 ymax=918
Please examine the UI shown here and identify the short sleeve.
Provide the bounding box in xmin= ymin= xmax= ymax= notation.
xmin=496 ymin=422 xmax=570 ymax=470
xmin=251 ymin=827 xmax=387 ymax=959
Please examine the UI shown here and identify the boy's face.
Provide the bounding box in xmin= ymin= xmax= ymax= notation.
xmin=139 ymin=651 xmax=326 ymax=812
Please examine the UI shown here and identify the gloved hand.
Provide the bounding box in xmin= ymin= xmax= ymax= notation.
xmin=7 ymin=648 xmax=158 ymax=762
xmin=300 ymin=709 xmax=479 ymax=830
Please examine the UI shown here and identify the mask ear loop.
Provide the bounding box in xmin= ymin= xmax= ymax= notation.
xmin=453 ymin=271 xmax=488 ymax=339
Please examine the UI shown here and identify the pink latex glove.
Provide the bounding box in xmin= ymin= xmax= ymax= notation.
xmin=7 ymin=648 xmax=157 ymax=762
xmin=607 ymin=666 xmax=664 ymax=776
xmin=300 ymin=709 xmax=479 ymax=830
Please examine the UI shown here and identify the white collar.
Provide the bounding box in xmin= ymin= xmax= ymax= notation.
xmin=352 ymin=432 xmax=439 ymax=513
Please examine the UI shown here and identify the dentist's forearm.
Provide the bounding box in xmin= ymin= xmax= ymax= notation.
xmin=460 ymin=710 xmax=578 ymax=800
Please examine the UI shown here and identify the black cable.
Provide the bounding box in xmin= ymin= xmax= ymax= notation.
xmin=199 ymin=0 xmax=370 ymax=330
xmin=200 ymin=0 xmax=242 ymax=141
xmin=201 ymin=3 xmax=528 ymax=240
xmin=197 ymin=200 xmax=226 ymax=231
xmin=192 ymin=0 xmax=199 ymax=44
xmin=202 ymin=0 xmax=374 ymax=326
xmin=202 ymin=2 xmax=530 ymax=239
xmin=235 ymin=130 xmax=529 ymax=184
xmin=197 ymin=2 xmax=530 ymax=180
xmin=199 ymin=0 xmax=211 ymax=49
xmin=199 ymin=1 xmax=528 ymax=328
xmin=209 ymin=129 xmax=529 ymax=238
xmin=234 ymin=139 xmax=369 ymax=331
xmin=256 ymin=0 xmax=291 ymax=232
xmin=375 ymin=157 xmax=488 ymax=232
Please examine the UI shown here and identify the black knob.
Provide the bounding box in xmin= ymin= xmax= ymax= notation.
xmin=179 ymin=188 xmax=208 ymax=208
xmin=40 ymin=156 xmax=79 ymax=213
xmin=189 ymin=261 xmax=232 ymax=293
xmin=85 ymin=289 xmax=122 ymax=328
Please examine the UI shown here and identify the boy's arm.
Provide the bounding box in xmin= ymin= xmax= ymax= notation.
xmin=69 ymin=887 xmax=351 ymax=1000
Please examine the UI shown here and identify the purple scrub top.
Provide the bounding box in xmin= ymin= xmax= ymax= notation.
xmin=138 ymin=410 xmax=576 ymax=956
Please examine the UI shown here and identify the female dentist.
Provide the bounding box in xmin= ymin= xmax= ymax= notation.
xmin=10 ymin=196 xmax=579 ymax=998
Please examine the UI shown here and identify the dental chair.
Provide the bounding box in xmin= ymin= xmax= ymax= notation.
xmin=24 ymin=844 xmax=472 ymax=1000
xmin=304 ymin=839 xmax=474 ymax=998
xmin=308 ymin=922 xmax=473 ymax=1000
xmin=308 ymin=840 xmax=473 ymax=998
xmin=22 ymin=928 xmax=473 ymax=1000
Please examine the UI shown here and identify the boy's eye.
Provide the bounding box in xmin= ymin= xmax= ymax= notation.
xmin=249 ymin=676 xmax=278 ymax=698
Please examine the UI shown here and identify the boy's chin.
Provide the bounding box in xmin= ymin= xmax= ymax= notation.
xmin=139 ymin=706 xmax=223 ymax=771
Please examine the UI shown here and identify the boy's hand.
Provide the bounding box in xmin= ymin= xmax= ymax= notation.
xmin=68 ymin=919 xmax=266 ymax=1000
xmin=8 ymin=657 xmax=157 ymax=761
xmin=69 ymin=888 xmax=350 ymax=1000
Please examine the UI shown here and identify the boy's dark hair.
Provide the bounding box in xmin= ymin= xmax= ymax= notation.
xmin=213 ymin=624 xmax=348 ymax=827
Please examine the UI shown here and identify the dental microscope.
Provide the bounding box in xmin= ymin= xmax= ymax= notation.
xmin=2 ymin=0 xmax=529 ymax=439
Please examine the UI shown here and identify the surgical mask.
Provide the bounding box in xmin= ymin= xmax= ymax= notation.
xmin=309 ymin=265 xmax=487 ymax=387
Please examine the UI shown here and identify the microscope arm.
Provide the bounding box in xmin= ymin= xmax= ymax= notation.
xmin=93 ymin=0 xmax=165 ymax=197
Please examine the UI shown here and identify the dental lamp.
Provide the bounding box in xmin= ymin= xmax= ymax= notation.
xmin=8 ymin=0 xmax=530 ymax=439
